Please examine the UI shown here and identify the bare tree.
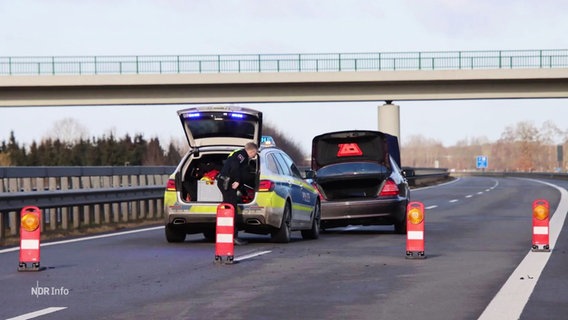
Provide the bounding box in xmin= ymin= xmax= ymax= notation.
xmin=143 ymin=138 xmax=164 ymax=165
xmin=538 ymin=120 xmax=565 ymax=171
xmin=401 ymin=135 xmax=445 ymax=167
xmin=498 ymin=121 xmax=540 ymax=171
xmin=45 ymin=117 xmax=89 ymax=144
xmin=168 ymin=137 xmax=189 ymax=155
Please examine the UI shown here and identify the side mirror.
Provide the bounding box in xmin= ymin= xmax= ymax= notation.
xmin=304 ymin=170 xmax=316 ymax=179
xmin=402 ymin=167 xmax=415 ymax=178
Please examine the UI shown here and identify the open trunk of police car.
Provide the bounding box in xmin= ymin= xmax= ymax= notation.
xmin=176 ymin=106 xmax=262 ymax=203
xmin=179 ymin=153 xmax=258 ymax=203
xmin=311 ymin=130 xmax=397 ymax=200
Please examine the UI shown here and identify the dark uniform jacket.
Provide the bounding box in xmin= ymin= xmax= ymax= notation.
xmin=218 ymin=149 xmax=249 ymax=189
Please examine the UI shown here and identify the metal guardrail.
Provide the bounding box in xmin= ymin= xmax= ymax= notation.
xmin=0 ymin=166 xmax=175 ymax=179
xmin=0 ymin=186 xmax=164 ymax=212
xmin=0 ymin=186 xmax=165 ymax=242
xmin=451 ymin=171 xmax=568 ymax=180
xmin=408 ymin=169 xmax=568 ymax=188
xmin=0 ymin=166 xmax=175 ymax=244
xmin=1 ymin=49 xmax=567 ymax=76
xmin=404 ymin=167 xmax=451 ymax=187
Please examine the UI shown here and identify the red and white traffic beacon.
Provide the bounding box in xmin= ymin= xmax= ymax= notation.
xmin=531 ymin=199 xmax=550 ymax=252
xmin=18 ymin=206 xmax=44 ymax=271
xmin=215 ymin=203 xmax=235 ymax=264
xmin=406 ymin=201 xmax=426 ymax=259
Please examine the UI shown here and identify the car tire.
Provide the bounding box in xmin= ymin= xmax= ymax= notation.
xmin=394 ymin=215 xmax=407 ymax=234
xmin=301 ymin=201 xmax=320 ymax=240
xmin=203 ymin=229 xmax=216 ymax=242
xmin=271 ymin=202 xmax=291 ymax=243
xmin=165 ymin=224 xmax=186 ymax=243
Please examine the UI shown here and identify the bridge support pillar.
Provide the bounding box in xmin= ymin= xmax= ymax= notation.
xmin=378 ymin=101 xmax=400 ymax=142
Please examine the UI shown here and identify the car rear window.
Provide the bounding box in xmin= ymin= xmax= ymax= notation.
xmin=184 ymin=113 xmax=257 ymax=140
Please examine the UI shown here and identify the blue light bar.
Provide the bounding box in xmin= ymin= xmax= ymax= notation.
xmin=230 ymin=113 xmax=244 ymax=119
xmin=185 ymin=112 xmax=201 ymax=118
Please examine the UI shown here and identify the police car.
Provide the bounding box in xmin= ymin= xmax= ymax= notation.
xmin=163 ymin=106 xmax=321 ymax=243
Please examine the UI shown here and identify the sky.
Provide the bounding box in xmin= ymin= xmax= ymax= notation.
xmin=1 ymin=0 xmax=568 ymax=155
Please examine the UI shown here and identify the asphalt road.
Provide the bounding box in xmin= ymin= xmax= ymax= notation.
xmin=1 ymin=176 xmax=567 ymax=320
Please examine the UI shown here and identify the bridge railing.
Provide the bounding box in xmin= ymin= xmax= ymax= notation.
xmin=1 ymin=49 xmax=567 ymax=76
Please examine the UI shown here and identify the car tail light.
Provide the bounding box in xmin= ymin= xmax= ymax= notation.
xmin=312 ymin=182 xmax=324 ymax=200
xmin=240 ymin=188 xmax=255 ymax=203
xmin=166 ymin=179 xmax=176 ymax=191
xmin=379 ymin=179 xmax=399 ymax=197
xmin=258 ymin=180 xmax=275 ymax=192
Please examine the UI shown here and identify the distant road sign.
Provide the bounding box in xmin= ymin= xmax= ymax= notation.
xmin=476 ymin=156 xmax=488 ymax=169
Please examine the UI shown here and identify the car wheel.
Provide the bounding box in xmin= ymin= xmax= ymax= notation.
xmin=271 ymin=202 xmax=291 ymax=243
xmin=301 ymin=201 xmax=320 ymax=240
xmin=394 ymin=216 xmax=407 ymax=234
xmin=165 ymin=224 xmax=186 ymax=243
xmin=203 ymin=229 xmax=216 ymax=242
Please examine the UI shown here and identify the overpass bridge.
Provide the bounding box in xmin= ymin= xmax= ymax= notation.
xmin=1 ymin=49 xmax=568 ymax=137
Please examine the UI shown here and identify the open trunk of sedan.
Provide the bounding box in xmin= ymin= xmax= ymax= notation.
xmin=311 ymin=130 xmax=397 ymax=201
xmin=314 ymin=163 xmax=390 ymax=200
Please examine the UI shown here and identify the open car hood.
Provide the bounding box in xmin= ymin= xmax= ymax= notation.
xmin=311 ymin=130 xmax=400 ymax=170
xmin=178 ymin=106 xmax=262 ymax=148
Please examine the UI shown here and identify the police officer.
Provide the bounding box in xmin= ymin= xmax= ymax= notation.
xmin=217 ymin=142 xmax=259 ymax=245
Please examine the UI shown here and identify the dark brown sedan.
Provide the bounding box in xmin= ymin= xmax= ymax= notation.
xmin=307 ymin=130 xmax=410 ymax=233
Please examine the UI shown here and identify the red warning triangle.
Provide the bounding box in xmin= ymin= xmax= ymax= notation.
xmin=337 ymin=143 xmax=363 ymax=157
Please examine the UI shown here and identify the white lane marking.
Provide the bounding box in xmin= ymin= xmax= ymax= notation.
xmin=343 ymin=226 xmax=360 ymax=231
xmin=417 ymin=178 xmax=498 ymax=211
xmin=485 ymin=189 xmax=491 ymax=192
xmin=449 ymin=199 xmax=459 ymax=203
xmin=234 ymin=250 xmax=272 ymax=262
xmin=478 ymin=178 xmax=568 ymax=320
xmin=6 ymin=307 xmax=67 ymax=320
xmin=0 ymin=226 xmax=164 ymax=254
xmin=489 ymin=179 xmax=499 ymax=189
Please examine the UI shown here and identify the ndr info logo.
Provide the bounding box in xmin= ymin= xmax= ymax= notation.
xmin=31 ymin=281 xmax=70 ymax=298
